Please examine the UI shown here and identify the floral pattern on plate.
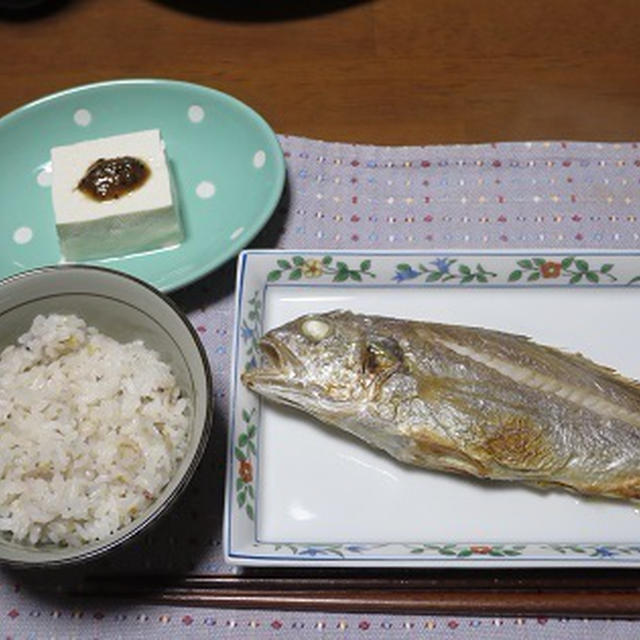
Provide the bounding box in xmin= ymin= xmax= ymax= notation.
xmin=226 ymin=249 xmax=640 ymax=566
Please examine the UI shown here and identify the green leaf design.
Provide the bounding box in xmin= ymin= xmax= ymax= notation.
xmin=426 ymin=271 xmax=442 ymax=282
xmin=236 ymin=478 xmax=245 ymax=491
xmin=561 ymin=257 xmax=574 ymax=269
xmin=508 ymin=270 xmax=522 ymax=282
xmin=322 ymin=255 xmax=333 ymax=265
xmin=247 ymin=484 xmax=254 ymax=499
xmin=336 ymin=261 xmax=348 ymax=271
xmin=277 ymin=259 xmax=291 ymax=270
xmin=247 ymin=424 xmax=256 ymax=437
xmin=349 ymin=271 xmax=363 ymax=282
xmin=586 ymin=271 xmax=599 ymax=283
xmin=458 ymin=264 xmax=472 ymax=275
xmin=460 ymin=275 xmax=474 ymax=284
xmin=533 ymin=258 xmax=546 ymax=267
xmin=457 ymin=549 xmax=473 ymax=557
xmin=238 ymin=491 xmax=246 ymax=507
xmin=517 ymin=259 xmax=533 ymax=269
xmin=238 ymin=433 xmax=248 ymax=447
xmin=360 ymin=259 xmax=371 ymax=271
xmin=477 ymin=274 xmax=488 ymax=283
xmin=438 ymin=549 xmax=457 ymax=556
xmin=248 ymin=441 xmax=257 ymax=454
xmin=569 ymin=273 xmax=583 ymax=284
xmin=600 ymin=263 xmax=614 ymax=273
xmin=527 ymin=271 xmax=541 ymax=281
xmin=334 ymin=271 xmax=349 ymax=282
xmin=246 ymin=504 xmax=255 ymax=520
xmin=267 ymin=270 xmax=281 ymax=282
xmin=234 ymin=447 xmax=246 ymax=462
xmin=292 ymin=256 xmax=305 ymax=266
xmin=575 ymin=259 xmax=589 ymax=272
xmin=397 ymin=263 xmax=412 ymax=272
xmin=410 ymin=547 xmax=425 ymax=554
xmin=242 ymin=409 xmax=251 ymax=423
xmin=289 ymin=268 xmax=303 ymax=280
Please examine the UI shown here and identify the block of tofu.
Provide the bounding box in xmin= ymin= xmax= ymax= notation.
xmin=51 ymin=129 xmax=183 ymax=261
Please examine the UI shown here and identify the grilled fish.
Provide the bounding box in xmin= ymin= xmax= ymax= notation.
xmin=242 ymin=310 xmax=640 ymax=502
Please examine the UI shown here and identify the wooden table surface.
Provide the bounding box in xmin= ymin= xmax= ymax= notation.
xmin=1 ymin=0 xmax=640 ymax=145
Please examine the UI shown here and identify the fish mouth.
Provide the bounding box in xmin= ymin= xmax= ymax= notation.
xmin=241 ymin=336 xmax=304 ymax=390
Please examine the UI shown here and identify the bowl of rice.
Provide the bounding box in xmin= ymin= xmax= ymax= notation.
xmin=0 ymin=265 xmax=213 ymax=566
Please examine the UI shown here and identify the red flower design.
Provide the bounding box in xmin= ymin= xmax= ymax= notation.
xmin=239 ymin=460 xmax=253 ymax=483
xmin=540 ymin=261 xmax=562 ymax=278
xmin=469 ymin=545 xmax=492 ymax=555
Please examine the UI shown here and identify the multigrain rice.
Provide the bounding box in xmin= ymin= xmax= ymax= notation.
xmin=0 ymin=314 xmax=190 ymax=547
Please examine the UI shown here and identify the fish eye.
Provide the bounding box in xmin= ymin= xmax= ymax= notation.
xmin=301 ymin=318 xmax=332 ymax=342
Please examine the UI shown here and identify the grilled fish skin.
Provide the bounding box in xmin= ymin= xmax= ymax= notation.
xmin=241 ymin=310 xmax=640 ymax=502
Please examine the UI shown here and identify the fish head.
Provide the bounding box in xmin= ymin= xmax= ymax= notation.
xmin=241 ymin=310 xmax=406 ymax=418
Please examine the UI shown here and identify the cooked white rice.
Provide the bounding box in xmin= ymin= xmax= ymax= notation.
xmin=0 ymin=314 xmax=190 ymax=547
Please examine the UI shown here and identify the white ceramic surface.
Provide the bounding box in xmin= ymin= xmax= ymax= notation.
xmin=226 ymin=250 xmax=640 ymax=566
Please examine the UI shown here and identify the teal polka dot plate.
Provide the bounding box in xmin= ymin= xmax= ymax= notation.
xmin=0 ymin=79 xmax=285 ymax=291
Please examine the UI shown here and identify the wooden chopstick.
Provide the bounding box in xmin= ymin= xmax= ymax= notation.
xmin=72 ymin=571 xmax=640 ymax=617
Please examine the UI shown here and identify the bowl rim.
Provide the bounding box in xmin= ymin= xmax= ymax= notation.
xmin=0 ymin=263 xmax=214 ymax=566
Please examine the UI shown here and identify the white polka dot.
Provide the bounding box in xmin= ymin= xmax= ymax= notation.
xmin=196 ymin=181 xmax=216 ymax=199
xmin=230 ymin=227 xmax=244 ymax=240
xmin=13 ymin=226 xmax=33 ymax=244
xmin=37 ymin=162 xmax=52 ymax=187
xmin=73 ymin=108 xmax=92 ymax=127
xmin=253 ymin=150 xmax=266 ymax=169
xmin=188 ymin=105 xmax=205 ymax=123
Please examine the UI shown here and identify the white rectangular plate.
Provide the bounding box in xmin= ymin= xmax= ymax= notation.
xmin=225 ymin=249 xmax=640 ymax=567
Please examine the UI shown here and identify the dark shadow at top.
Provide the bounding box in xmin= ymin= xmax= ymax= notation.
xmin=0 ymin=0 xmax=72 ymax=21
xmin=152 ymin=0 xmax=372 ymax=23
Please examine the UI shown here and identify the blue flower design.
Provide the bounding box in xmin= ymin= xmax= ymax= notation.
xmin=392 ymin=267 xmax=420 ymax=282
xmin=593 ymin=546 xmax=617 ymax=558
xmin=344 ymin=545 xmax=367 ymax=553
xmin=298 ymin=547 xmax=326 ymax=557
xmin=431 ymin=257 xmax=453 ymax=273
xmin=240 ymin=324 xmax=254 ymax=342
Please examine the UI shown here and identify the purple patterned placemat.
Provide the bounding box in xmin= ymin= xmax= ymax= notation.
xmin=2 ymin=136 xmax=640 ymax=638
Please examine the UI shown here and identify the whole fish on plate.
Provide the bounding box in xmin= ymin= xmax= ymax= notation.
xmin=242 ymin=310 xmax=640 ymax=502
